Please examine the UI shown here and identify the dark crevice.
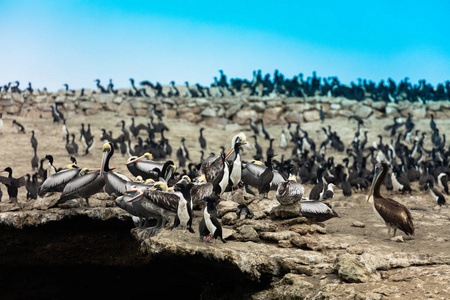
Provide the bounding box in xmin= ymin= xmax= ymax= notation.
xmin=0 ymin=217 xmax=270 ymax=299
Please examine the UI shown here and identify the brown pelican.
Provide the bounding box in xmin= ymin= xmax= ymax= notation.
xmin=199 ymin=132 xmax=246 ymax=182
xmin=367 ymin=162 xmax=415 ymax=237
xmin=99 ymin=142 xmax=132 ymax=196
xmin=54 ymin=168 xmax=104 ymax=208
xmin=276 ymin=174 xmax=305 ymax=205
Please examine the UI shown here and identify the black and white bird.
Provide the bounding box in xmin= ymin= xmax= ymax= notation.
xmin=12 ymin=119 xmax=25 ymax=133
xmin=176 ymin=137 xmax=190 ymax=168
xmin=199 ymin=197 xmax=226 ymax=245
xmin=426 ymin=181 xmax=447 ymax=207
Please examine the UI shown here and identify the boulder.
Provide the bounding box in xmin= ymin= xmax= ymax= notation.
xmin=236 ymin=224 xmax=260 ymax=242
xmin=234 ymin=109 xmax=257 ymax=125
xmin=270 ymin=203 xmax=301 ymax=219
xmin=335 ymin=253 xmax=371 ymax=283
xmin=263 ymin=106 xmax=284 ymax=125
xmin=282 ymin=111 xmax=302 ymax=124
xmin=353 ymin=104 xmax=373 ymax=118
xmin=259 ymin=230 xmax=300 ymax=242
xmin=303 ymin=110 xmax=320 ymax=122
xmin=216 ymin=200 xmax=239 ymax=218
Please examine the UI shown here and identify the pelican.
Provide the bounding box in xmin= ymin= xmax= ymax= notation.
xmin=300 ymin=198 xmax=340 ymax=222
xmin=100 ymin=142 xmax=132 ymax=196
xmin=276 ymin=174 xmax=305 ymax=205
xmin=54 ymin=168 xmax=104 ymax=208
xmin=38 ymin=164 xmax=83 ymax=197
xmin=199 ymin=132 xmax=246 ymax=182
xmin=126 ymin=181 xmax=194 ymax=235
xmin=125 ymin=153 xmax=165 ymax=180
xmin=241 ymin=155 xmax=285 ymax=196
xmin=367 ymin=162 xmax=414 ymax=237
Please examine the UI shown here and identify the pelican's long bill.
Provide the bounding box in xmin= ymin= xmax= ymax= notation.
xmin=164 ymin=165 xmax=175 ymax=182
xmin=126 ymin=191 xmax=144 ymax=203
xmin=367 ymin=165 xmax=382 ymax=202
xmin=99 ymin=149 xmax=108 ymax=179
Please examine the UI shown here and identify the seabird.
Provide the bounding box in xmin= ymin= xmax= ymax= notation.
xmin=0 ymin=167 xmax=26 ymax=207
xmin=199 ymin=128 xmax=207 ymax=150
xmin=12 ymin=120 xmax=25 ymax=133
xmin=54 ymin=168 xmax=104 ymax=208
xmin=38 ymin=165 xmax=84 ymax=197
xmin=200 ymin=197 xmax=226 ymax=245
xmin=99 ymin=142 xmax=132 ymax=196
xmin=176 ymin=137 xmax=190 ymax=168
xmin=228 ymin=142 xmax=245 ymax=192
xmin=25 ymin=173 xmax=39 ymax=200
xmin=367 ymin=162 xmax=415 ymax=237
xmin=276 ymin=174 xmax=305 ymax=205
xmin=199 ymin=132 xmax=246 ymax=182
xmin=126 ymin=180 xmax=194 ymax=235
xmin=0 ymin=113 xmax=3 ymax=135
xmin=426 ymin=181 xmax=447 ymax=207
xmin=31 ymin=148 xmax=39 ymax=171
xmin=300 ymin=198 xmax=340 ymax=222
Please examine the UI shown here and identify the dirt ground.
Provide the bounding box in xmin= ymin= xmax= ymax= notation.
xmin=0 ymin=107 xmax=450 ymax=298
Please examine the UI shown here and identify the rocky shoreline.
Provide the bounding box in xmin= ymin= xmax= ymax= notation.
xmin=1 ymin=186 xmax=450 ymax=299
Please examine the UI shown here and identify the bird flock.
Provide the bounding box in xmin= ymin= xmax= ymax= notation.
xmin=0 ymin=74 xmax=449 ymax=244
xmin=2 ymin=69 xmax=450 ymax=104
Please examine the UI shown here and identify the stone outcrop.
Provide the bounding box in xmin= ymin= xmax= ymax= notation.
xmin=1 ymin=89 xmax=448 ymax=128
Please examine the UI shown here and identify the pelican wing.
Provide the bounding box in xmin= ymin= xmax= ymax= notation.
xmin=200 ymin=155 xmax=223 ymax=182
xmin=38 ymin=168 xmax=80 ymax=195
xmin=143 ymin=189 xmax=180 ymax=212
xmin=300 ymin=199 xmax=334 ymax=215
xmin=243 ymin=162 xmax=285 ymax=190
xmin=60 ymin=172 xmax=101 ymax=199
xmin=373 ymin=197 xmax=414 ymax=235
xmin=104 ymin=172 xmax=131 ymax=196
xmin=134 ymin=161 xmax=164 ymax=174
xmin=190 ymin=182 xmax=214 ymax=206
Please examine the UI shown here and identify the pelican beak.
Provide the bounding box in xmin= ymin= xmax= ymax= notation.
xmin=124 ymin=189 xmax=138 ymax=194
xmin=100 ymin=149 xmax=108 ymax=179
xmin=126 ymin=191 xmax=144 ymax=203
xmin=125 ymin=156 xmax=142 ymax=165
xmin=367 ymin=166 xmax=382 ymax=202
xmin=225 ymin=147 xmax=234 ymax=159
xmin=164 ymin=165 xmax=174 ymax=182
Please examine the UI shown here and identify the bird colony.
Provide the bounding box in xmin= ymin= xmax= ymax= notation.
xmin=0 ymin=71 xmax=449 ymax=247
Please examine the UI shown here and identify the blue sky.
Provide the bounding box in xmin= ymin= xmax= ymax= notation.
xmin=1 ymin=0 xmax=449 ymax=91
